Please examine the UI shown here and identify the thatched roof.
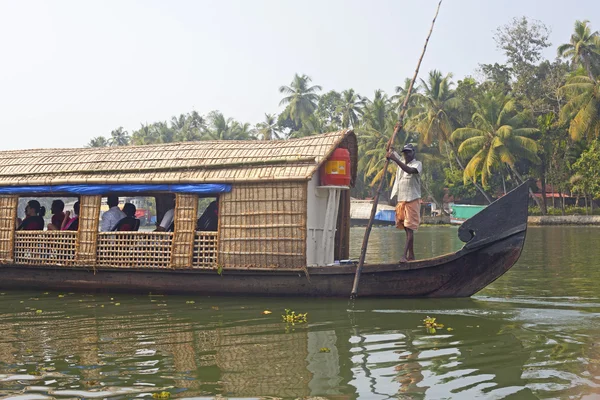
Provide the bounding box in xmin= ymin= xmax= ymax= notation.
xmin=0 ymin=130 xmax=358 ymax=186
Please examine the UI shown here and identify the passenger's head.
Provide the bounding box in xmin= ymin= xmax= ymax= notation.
xmin=123 ymin=203 xmax=136 ymax=218
xmin=107 ymin=194 xmax=119 ymax=208
xmin=26 ymin=200 xmax=46 ymax=217
xmin=73 ymin=201 xmax=80 ymax=216
xmin=51 ymin=199 xmax=64 ymax=214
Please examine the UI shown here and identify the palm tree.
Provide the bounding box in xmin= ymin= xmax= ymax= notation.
xmin=410 ymin=70 xmax=492 ymax=203
xmin=411 ymin=70 xmax=459 ymax=146
xmin=231 ymin=121 xmax=257 ymax=140
xmin=559 ymin=75 xmax=600 ymax=141
xmin=204 ymin=111 xmax=254 ymax=141
xmin=357 ymin=91 xmax=401 ymax=188
xmin=170 ymin=114 xmax=187 ymax=132
xmin=362 ymin=90 xmax=394 ymax=134
xmin=87 ymin=136 xmax=108 ymax=147
xmin=188 ymin=111 xmax=206 ymax=132
xmin=391 ymin=78 xmax=421 ymax=112
xmin=108 ymin=127 xmax=130 ymax=146
xmin=451 ymin=93 xmax=541 ymax=189
xmin=130 ymin=124 xmax=159 ymax=145
xmin=256 ymin=114 xmax=281 ymax=140
xmin=336 ymin=89 xmax=366 ymax=129
xmin=557 ymin=20 xmax=600 ymax=80
xmin=291 ymin=114 xmax=324 ymax=138
xmin=279 ymin=74 xmax=322 ymax=126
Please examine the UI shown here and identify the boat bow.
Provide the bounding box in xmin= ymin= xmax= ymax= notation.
xmin=458 ymin=181 xmax=530 ymax=250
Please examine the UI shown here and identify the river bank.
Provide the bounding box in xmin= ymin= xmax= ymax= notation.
xmin=527 ymin=215 xmax=600 ymax=225
xmin=423 ymin=215 xmax=600 ymax=226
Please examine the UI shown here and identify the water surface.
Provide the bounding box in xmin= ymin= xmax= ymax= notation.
xmin=0 ymin=226 xmax=599 ymax=399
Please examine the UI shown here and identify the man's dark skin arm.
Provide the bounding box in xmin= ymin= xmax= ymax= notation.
xmin=386 ymin=149 xmax=418 ymax=173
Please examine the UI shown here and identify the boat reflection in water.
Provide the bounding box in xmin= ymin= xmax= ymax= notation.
xmin=0 ymin=293 xmax=547 ymax=399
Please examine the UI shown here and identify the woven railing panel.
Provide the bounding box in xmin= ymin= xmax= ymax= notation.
xmin=96 ymin=232 xmax=173 ymax=268
xmin=0 ymin=195 xmax=17 ymax=262
xmin=171 ymin=194 xmax=199 ymax=268
xmin=191 ymin=231 xmax=218 ymax=269
xmin=218 ymin=182 xmax=307 ymax=269
xmin=14 ymin=231 xmax=77 ymax=266
xmin=75 ymin=195 xmax=101 ymax=266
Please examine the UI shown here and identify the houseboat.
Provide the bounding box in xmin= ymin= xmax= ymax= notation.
xmin=0 ymin=130 xmax=528 ymax=297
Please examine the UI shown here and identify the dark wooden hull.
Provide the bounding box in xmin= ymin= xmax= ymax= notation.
xmin=0 ymin=228 xmax=525 ymax=298
xmin=0 ymin=181 xmax=531 ymax=298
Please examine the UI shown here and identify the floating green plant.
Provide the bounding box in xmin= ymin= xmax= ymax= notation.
xmin=423 ymin=316 xmax=444 ymax=334
xmin=152 ymin=391 xmax=171 ymax=399
xmin=282 ymin=309 xmax=307 ymax=325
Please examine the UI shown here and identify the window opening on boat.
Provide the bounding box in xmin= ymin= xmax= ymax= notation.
xmin=99 ymin=195 xmax=156 ymax=232
xmin=16 ymin=196 xmax=79 ymax=231
xmin=13 ymin=196 xmax=79 ymax=266
xmin=196 ymin=196 xmax=219 ymax=232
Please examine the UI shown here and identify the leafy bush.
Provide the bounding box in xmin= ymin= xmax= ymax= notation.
xmin=528 ymin=206 xmax=600 ymax=216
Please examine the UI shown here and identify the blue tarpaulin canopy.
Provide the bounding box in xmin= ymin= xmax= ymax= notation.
xmin=0 ymin=184 xmax=232 ymax=195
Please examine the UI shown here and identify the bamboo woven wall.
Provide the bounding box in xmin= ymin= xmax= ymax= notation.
xmin=75 ymin=195 xmax=101 ymax=266
xmin=170 ymin=193 xmax=198 ymax=268
xmin=218 ymin=182 xmax=307 ymax=269
xmin=96 ymin=232 xmax=173 ymax=268
xmin=0 ymin=195 xmax=17 ymax=263
xmin=14 ymin=231 xmax=77 ymax=266
xmin=192 ymin=232 xmax=218 ymax=268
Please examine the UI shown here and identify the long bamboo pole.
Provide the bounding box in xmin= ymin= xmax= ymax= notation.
xmin=351 ymin=0 xmax=443 ymax=299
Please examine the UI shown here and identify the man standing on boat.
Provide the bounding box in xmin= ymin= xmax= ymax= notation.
xmin=387 ymin=143 xmax=422 ymax=262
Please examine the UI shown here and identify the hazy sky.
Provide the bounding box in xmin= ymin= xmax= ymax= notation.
xmin=0 ymin=0 xmax=597 ymax=150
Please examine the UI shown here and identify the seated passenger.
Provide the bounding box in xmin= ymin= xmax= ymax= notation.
xmin=17 ymin=200 xmax=46 ymax=231
xmin=62 ymin=201 xmax=80 ymax=231
xmin=113 ymin=203 xmax=140 ymax=231
xmin=100 ymin=194 xmax=126 ymax=231
xmin=155 ymin=198 xmax=175 ymax=232
xmin=196 ymin=200 xmax=218 ymax=231
xmin=47 ymin=199 xmax=66 ymax=230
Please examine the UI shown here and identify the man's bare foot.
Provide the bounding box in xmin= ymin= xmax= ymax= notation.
xmin=399 ymin=256 xmax=408 ymax=263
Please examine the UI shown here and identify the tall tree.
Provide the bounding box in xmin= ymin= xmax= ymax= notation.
xmin=279 ymin=74 xmax=322 ymax=126
xmin=411 ymin=71 xmax=493 ymax=203
xmin=559 ymin=74 xmax=600 ymax=141
xmin=87 ymin=136 xmax=108 ymax=147
xmin=451 ymin=93 xmax=541 ymax=194
xmin=494 ymin=16 xmax=551 ymax=77
xmin=204 ymin=111 xmax=254 ymax=140
xmin=412 ymin=70 xmax=459 ymax=146
xmin=336 ymin=89 xmax=366 ymax=129
xmin=315 ymin=90 xmax=342 ymax=131
xmin=571 ymin=140 xmax=600 ymax=210
xmin=557 ymin=20 xmax=600 ymax=80
xmin=358 ymin=91 xmax=402 ymax=190
xmin=131 ymin=124 xmax=158 ymax=145
xmin=109 ymin=127 xmax=130 ymax=146
xmin=256 ymin=113 xmax=281 ymax=140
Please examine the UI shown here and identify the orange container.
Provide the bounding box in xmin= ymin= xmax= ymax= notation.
xmin=320 ymin=148 xmax=351 ymax=186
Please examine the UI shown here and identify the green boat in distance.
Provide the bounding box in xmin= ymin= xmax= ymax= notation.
xmin=450 ymin=204 xmax=487 ymax=225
